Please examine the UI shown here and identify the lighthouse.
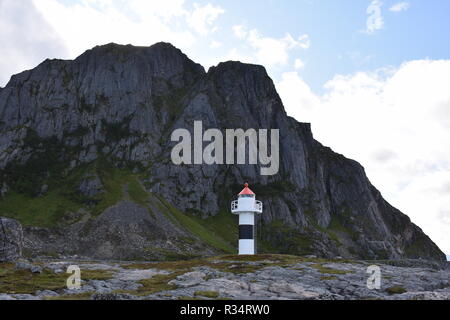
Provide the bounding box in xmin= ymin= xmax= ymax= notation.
xmin=231 ymin=183 xmax=263 ymax=255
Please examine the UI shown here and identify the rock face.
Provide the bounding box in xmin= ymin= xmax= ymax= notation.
xmin=78 ymin=173 xmax=104 ymax=197
xmin=24 ymin=201 xmax=216 ymax=260
xmin=0 ymin=42 xmax=445 ymax=261
xmin=0 ymin=217 xmax=23 ymax=262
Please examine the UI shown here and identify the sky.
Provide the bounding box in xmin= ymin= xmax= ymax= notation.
xmin=0 ymin=0 xmax=449 ymax=258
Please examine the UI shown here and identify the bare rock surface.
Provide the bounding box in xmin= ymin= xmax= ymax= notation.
xmin=0 ymin=255 xmax=448 ymax=300
xmin=22 ymin=201 xmax=215 ymax=261
xmin=0 ymin=217 xmax=23 ymax=262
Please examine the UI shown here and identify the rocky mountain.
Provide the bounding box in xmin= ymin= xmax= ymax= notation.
xmin=0 ymin=42 xmax=445 ymax=261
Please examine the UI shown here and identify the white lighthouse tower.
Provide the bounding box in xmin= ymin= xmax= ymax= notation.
xmin=231 ymin=183 xmax=263 ymax=255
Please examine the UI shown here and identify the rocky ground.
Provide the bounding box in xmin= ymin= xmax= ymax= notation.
xmin=0 ymin=255 xmax=448 ymax=300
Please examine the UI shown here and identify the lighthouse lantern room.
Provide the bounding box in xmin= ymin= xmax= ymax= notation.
xmin=231 ymin=183 xmax=263 ymax=255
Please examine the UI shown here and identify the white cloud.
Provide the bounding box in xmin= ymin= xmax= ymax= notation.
xmin=1 ymin=1 xmax=305 ymax=86
xmin=209 ymin=40 xmax=222 ymax=48
xmin=276 ymin=60 xmax=450 ymax=254
xmin=232 ymin=25 xmax=248 ymax=39
xmin=390 ymin=2 xmax=410 ymax=12
xmin=186 ymin=3 xmax=225 ymax=35
xmin=277 ymin=72 xmax=320 ymax=119
xmin=26 ymin=0 xmax=226 ymax=63
xmin=0 ymin=0 xmax=68 ymax=86
xmin=205 ymin=47 xmax=254 ymax=68
xmin=232 ymin=25 xmax=310 ymax=68
xmin=129 ymin=0 xmax=187 ymax=21
xmin=297 ymin=34 xmax=311 ymax=49
xmin=31 ymin=0 xmax=202 ymax=60
xmin=294 ymin=58 xmax=305 ymax=69
xmin=364 ymin=0 xmax=384 ymax=34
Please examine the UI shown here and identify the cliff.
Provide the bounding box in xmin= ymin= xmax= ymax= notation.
xmin=0 ymin=42 xmax=445 ymax=261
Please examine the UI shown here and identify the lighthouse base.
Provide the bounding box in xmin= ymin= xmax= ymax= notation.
xmin=239 ymin=239 xmax=255 ymax=255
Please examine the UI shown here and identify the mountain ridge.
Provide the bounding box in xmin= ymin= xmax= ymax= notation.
xmin=0 ymin=42 xmax=445 ymax=261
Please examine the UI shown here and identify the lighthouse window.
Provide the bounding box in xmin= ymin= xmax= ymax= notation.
xmin=239 ymin=194 xmax=254 ymax=198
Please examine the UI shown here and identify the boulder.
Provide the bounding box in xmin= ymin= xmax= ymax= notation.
xmin=15 ymin=261 xmax=43 ymax=273
xmin=0 ymin=217 xmax=23 ymax=262
xmin=78 ymin=173 xmax=104 ymax=197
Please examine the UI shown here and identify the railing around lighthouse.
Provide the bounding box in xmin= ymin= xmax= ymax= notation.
xmin=231 ymin=200 xmax=238 ymax=212
xmin=255 ymin=200 xmax=263 ymax=213
xmin=231 ymin=200 xmax=263 ymax=213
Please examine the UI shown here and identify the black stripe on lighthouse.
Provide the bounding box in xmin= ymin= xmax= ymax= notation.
xmin=239 ymin=225 xmax=254 ymax=239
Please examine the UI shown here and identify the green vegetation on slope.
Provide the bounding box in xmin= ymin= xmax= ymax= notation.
xmin=258 ymin=220 xmax=313 ymax=255
xmin=0 ymin=157 xmax=236 ymax=255
xmin=0 ymin=160 xmax=146 ymax=227
xmin=0 ymin=190 xmax=82 ymax=228
xmin=190 ymin=209 xmax=238 ymax=252
xmin=154 ymin=195 xmax=235 ymax=253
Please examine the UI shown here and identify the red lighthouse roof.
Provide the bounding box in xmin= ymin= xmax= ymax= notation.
xmin=239 ymin=183 xmax=255 ymax=196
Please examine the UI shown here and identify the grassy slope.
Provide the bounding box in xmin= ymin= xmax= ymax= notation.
xmin=154 ymin=195 xmax=235 ymax=253
xmin=0 ymin=190 xmax=81 ymax=228
xmin=0 ymin=162 xmax=235 ymax=255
